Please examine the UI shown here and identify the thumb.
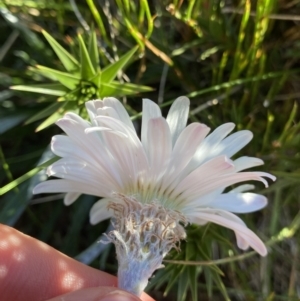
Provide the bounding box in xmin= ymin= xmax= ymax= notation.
xmin=46 ymin=287 xmax=142 ymax=301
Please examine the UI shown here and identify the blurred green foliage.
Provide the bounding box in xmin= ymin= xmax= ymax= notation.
xmin=0 ymin=0 xmax=300 ymax=300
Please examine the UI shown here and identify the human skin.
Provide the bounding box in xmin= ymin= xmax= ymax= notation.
xmin=0 ymin=224 xmax=155 ymax=301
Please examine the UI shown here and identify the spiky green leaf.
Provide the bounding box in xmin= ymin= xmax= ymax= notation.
xmin=78 ymin=34 xmax=96 ymax=80
xmin=35 ymin=101 xmax=74 ymax=131
xmin=90 ymin=72 xmax=101 ymax=89
xmin=57 ymin=87 xmax=82 ymax=102
xmin=100 ymin=81 xmax=153 ymax=97
xmin=88 ymin=29 xmax=100 ymax=71
xmin=11 ymin=83 xmax=67 ymax=96
xmin=42 ymin=30 xmax=79 ymax=72
xmin=25 ymin=102 xmax=63 ymax=125
xmin=33 ymin=65 xmax=80 ymax=90
xmin=101 ymin=46 xmax=139 ymax=83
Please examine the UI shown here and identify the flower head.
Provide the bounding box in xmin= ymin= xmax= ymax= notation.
xmin=34 ymin=96 xmax=275 ymax=295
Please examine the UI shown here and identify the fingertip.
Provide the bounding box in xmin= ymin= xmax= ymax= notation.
xmin=100 ymin=289 xmax=141 ymax=301
xmin=46 ymin=287 xmax=142 ymax=301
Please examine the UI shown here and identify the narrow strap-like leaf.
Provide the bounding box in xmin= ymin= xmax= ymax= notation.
xmin=0 ymin=157 xmax=59 ymax=196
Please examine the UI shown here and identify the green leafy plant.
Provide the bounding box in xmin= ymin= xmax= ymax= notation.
xmin=11 ymin=30 xmax=152 ymax=131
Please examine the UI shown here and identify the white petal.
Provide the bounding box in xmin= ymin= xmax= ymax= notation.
xmin=64 ymin=112 xmax=91 ymax=128
xmin=170 ymin=123 xmax=209 ymax=172
xmin=51 ymin=135 xmax=123 ymax=189
xmin=90 ymin=198 xmax=115 ymax=224
xmin=55 ymin=118 xmax=92 ymax=147
xmin=102 ymin=133 xmax=138 ymax=187
xmin=103 ymin=97 xmax=135 ymax=132
xmin=147 ymin=117 xmax=172 ymax=177
xmin=166 ymin=96 xmax=190 ymax=146
xmin=178 ymin=171 xmax=275 ymax=204
xmin=47 ymin=159 xmax=116 ymax=193
xmin=56 ymin=117 xmax=105 ymax=163
xmin=85 ymin=126 xmax=128 ymax=138
xmin=161 ymin=123 xmax=210 ymax=191
xmin=86 ymin=99 xmax=133 ymax=128
xmin=51 ymin=135 xmax=101 ymax=167
xmin=96 ymin=106 xmax=120 ymax=119
xmin=97 ymin=116 xmax=149 ymax=168
xmin=91 ymin=120 xmax=149 ymax=191
xmin=189 ymin=123 xmax=235 ymax=168
xmin=64 ymin=192 xmax=81 ymax=205
xmin=33 ymin=180 xmax=101 ymax=197
xmin=188 ymin=209 xmax=267 ymax=256
xmin=207 ymin=192 xmax=268 ymax=213
xmin=173 ymin=155 xmax=235 ymax=200
xmin=85 ymin=99 xmax=104 ymax=125
xmin=96 ymin=116 xmax=137 ymax=138
xmin=234 ymin=156 xmax=264 ymax=172
xmin=220 ymin=130 xmax=253 ymax=158
xmin=229 ymin=184 xmax=255 ymax=193
xmin=141 ymin=99 xmax=162 ymax=151
xmin=75 ymin=119 xmax=136 ymax=187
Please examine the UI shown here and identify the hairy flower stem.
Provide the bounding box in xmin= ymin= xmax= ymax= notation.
xmin=106 ymin=194 xmax=187 ymax=297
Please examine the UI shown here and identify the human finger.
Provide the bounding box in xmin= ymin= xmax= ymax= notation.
xmin=0 ymin=224 xmax=154 ymax=301
xmin=46 ymin=287 xmax=142 ymax=301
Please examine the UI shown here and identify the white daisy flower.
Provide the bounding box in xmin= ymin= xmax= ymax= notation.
xmin=33 ymin=96 xmax=275 ymax=296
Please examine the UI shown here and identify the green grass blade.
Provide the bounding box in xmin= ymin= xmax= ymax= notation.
xmin=0 ymin=156 xmax=58 ymax=196
xmin=211 ymin=271 xmax=230 ymax=301
xmin=230 ymin=0 xmax=251 ymax=80
xmin=0 ymin=145 xmax=15 ymax=189
xmin=164 ymin=266 xmax=186 ymax=296
xmin=278 ymin=102 xmax=298 ymax=143
xmin=42 ymin=30 xmax=79 ymax=72
xmin=101 ymin=46 xmax=139 ymax=83
xmin=160 ymin=70 xmax=299 ymax=109
xmin=188 ymin=266 xmax=198 ymax=301
xmin=0 ymin=184 xmax=29 ymax=225
xmin=86 ymin=0 xmax=110 ymax=46
xmin=141 ymin=0 xmax=153 ymax=39
xmin=177 ymin=268 xmax=189 ymax=301
xmin=0 ymin=148 xmax=54 ymax=225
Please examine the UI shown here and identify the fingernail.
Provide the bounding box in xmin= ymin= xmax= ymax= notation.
xmin=101 ymin=290 xmax=140 ymax=301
